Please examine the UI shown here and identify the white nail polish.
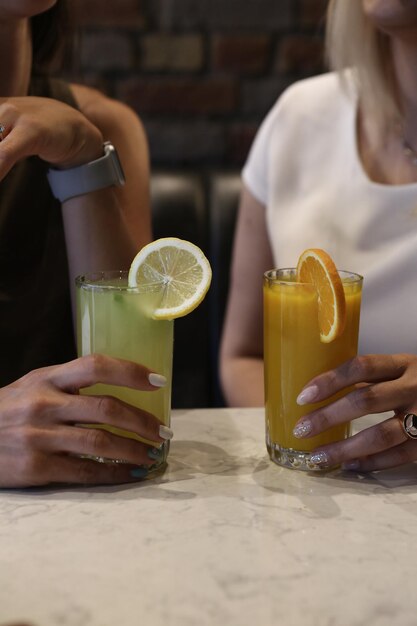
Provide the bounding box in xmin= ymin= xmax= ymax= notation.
xmin=297 ymin=385 xmax=319 ymax=405
xmin=149 ymin=373 xmax=167 ymax=388
xmin=309 ymin=451 xmax=329 ymax=466
xmin=159 ymin=425 xmax=173 ymax=440
xmin=293 ymin=420 xmax=312 ymax=438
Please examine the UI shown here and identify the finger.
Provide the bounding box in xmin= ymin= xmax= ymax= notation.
xmin=53 ymin=455 xmax=152 ymax=486
xmin=342 ymin=439 xmax=417 ymax=472
xmin=0 ymin=120 xmax=43 ymax=180
xmin=51 ymin=393 xmax=171 ymax=444
xmin=23 ymin=424 xmax=163 ymax=466
xmin=45 ymin=354 xmax=166 ymax=393
xmin=294 ymin=377 xmax=412 ymax=437
xmin=307 ymin=415 xmax=407 ymax=468
xmin=297 ymin=354 xmax=408 ymax=405
xmin=0 ymin=452 xmax=151 ymax=488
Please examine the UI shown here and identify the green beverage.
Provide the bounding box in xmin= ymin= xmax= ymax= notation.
xmin=76 ymin=271 xmax=174 ymax=466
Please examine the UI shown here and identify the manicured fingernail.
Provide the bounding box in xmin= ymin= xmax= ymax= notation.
xmin=293 ymin=420 xmax=312 ymax=438
xmin=130 ymin=467 xmax=148 ymax=479
xmin=159 ymin=425 xmax=173 ymax=440
xmin=147 ymin=447 xmax=163 ymax=461
xmin=149 ymin=373 xmax=167 ymax=387
xmin=309 ymin=451 xmax=329 ymax=466
xmin=297 ymin=385 xmax=319 ymax=405
xmin=342 ymin=460 xmax=360 ymax=471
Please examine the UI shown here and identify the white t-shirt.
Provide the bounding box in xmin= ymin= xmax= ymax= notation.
xmin=242 ymin=72 xmax=417 ymax=355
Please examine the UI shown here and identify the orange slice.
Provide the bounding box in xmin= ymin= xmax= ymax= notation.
xmin=296 ymin=248 xmax=346 ymax=343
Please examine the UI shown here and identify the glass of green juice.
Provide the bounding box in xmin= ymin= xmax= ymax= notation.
xmin=76 ymin=270 xmax=174 ymax=471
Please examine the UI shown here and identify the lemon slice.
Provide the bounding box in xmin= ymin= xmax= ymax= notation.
xmin=296 ymin=248 xmax=346 ymax=343
xmin=128 ymin=237 xmax=212 ymax=319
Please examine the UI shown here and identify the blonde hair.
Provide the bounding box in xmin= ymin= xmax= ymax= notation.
xmin=325 ymin=0 xmax=399 ymax=127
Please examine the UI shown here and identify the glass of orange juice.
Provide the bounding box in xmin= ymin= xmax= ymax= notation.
xmin=263 ymin=267 xmax=363 ymax=471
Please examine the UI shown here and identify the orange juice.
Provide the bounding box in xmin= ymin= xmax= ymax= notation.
xmin=264 ymin=268 xmax=362 ymax=470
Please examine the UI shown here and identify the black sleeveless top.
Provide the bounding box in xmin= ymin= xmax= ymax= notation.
xmin=0 ymin=77 xmax=78 ymax=386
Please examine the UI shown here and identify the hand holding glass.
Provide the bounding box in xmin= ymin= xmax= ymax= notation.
xmin=76 ymin=271 xmax=173 ymax=471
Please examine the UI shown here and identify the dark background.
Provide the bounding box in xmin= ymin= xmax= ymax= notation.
xmin=68 ymin=0 xmax=327 ymax=171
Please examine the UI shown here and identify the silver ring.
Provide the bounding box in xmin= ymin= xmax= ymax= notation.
xmin=0 ymin=124 xmax=4 ymax=141
xmin=401 ymin=413 xmax=417 ymax=439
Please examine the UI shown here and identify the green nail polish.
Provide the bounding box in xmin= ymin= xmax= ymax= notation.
xmin=130 ymin=467 xmax=148 ymax=479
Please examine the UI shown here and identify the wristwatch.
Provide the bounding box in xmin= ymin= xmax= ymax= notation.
xmin=47 ymin=141 xmax=126 ymax=203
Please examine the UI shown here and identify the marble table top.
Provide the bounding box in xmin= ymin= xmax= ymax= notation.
xmin=1 ymin=408 xmax=417 ymax=626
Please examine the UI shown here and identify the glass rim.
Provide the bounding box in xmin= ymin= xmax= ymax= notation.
xmin=75 ymin=270 xmax=134 ymax=292
xmin=263 ymin=267 xmax=363 ymax=286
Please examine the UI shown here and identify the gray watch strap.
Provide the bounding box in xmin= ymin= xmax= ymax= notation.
xmin=47 ymin=141 xmax=125 ymax=203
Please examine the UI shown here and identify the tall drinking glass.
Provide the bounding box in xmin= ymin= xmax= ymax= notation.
xmin=264 ymin=268 xmax=363 ymax=471
xmin=76 ymin=271 xmax=174 ymax=471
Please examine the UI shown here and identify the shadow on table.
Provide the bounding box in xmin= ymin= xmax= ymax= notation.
xmin=252 ymin=457 xmax=417 ymax=519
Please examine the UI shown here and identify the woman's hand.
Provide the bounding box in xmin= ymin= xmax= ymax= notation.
xmin=293 ymin=353 xmax=417 ymax=472
xmin=0 ymin=96 xmax=104 ymax=179
xmin=0 ymin=354 xmax=172 ymax=488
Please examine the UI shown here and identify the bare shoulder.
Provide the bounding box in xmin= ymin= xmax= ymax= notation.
xmin=70 ymin=83 xmax=145 ymax=142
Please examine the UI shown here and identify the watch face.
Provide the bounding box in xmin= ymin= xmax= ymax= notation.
xmin=104 ymin=141 xmax=126 ymax=186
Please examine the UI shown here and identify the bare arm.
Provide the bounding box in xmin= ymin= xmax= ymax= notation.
xmin=0 ymin=89 xmax=157 ymax=488
xmin=220 ymin=185 xmax=274 ymax=406
xmin=63 ymin=85 xmax=152 ymax=308
xmin=0 ymin=87 xmax=152 ymax=313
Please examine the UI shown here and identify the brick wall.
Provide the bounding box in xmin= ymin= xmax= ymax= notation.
xmin=69 ymin=0 xmax=328 ymax=169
